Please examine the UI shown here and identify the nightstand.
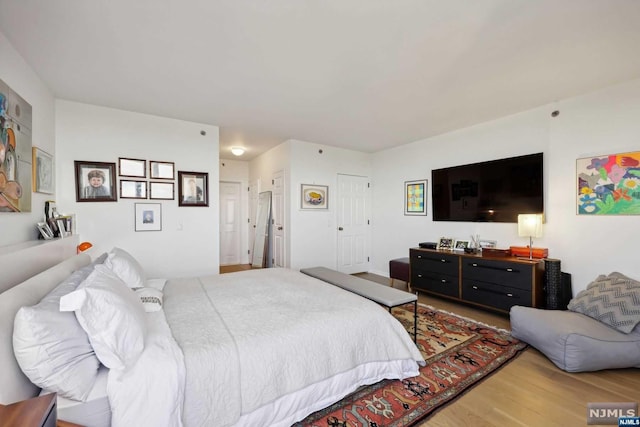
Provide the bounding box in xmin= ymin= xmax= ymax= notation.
xmin=0 ymin=393 xmax=56 ymax=427
xmin=0 ymin=393 xmax=83 ymax=427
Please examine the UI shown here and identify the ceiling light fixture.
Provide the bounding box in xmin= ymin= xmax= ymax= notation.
xmin=231 ymin=147 xmax=245 ymax=156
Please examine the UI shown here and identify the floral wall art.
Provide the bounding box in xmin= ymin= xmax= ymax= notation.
xmin=577 ymin=151 xmax=640 ymax=215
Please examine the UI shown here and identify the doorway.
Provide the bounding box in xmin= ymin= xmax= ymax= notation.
xmin=336 ymin=174 xmax=371 ymax=274
xmin=219 ymin=181 xmax=242 ymax=266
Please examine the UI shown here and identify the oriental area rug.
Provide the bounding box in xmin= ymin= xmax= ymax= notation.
xmin=295 ymin=304 xmax=527 ymax=427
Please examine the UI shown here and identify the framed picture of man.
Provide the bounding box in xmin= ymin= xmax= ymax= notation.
xmin=178 ymin=171 xmax=208 ymax=207
xmin=74 ymin=161 xmax=117 ymax=202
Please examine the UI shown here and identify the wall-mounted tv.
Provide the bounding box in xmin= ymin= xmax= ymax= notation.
xmin=431 ymin=153 xmax=543 ymax=223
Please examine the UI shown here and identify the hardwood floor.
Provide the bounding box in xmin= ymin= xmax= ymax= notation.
xmin=357 ymin=272 xmax=640 ymax=427
xmin=221 ymin=266 xmax=640 ymax=426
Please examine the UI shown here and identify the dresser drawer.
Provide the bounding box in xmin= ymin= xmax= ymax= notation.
xmin=411 ymin=268 xmax=459 ymax=297
xmin=462 ymin=279 xmax=531 ymax=312
xmin=411 ymin=250 xmax=458 ymax=276
xmin=461 ymin=258 xmax=533 ymax=291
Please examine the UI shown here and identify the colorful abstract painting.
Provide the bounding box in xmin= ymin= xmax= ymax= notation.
xmin=577 ymin=151 xmax=640 ymax=215
xmin=405 ymin=179 xmax=427 ymax=215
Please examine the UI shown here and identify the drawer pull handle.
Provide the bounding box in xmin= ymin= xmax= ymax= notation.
xmin=441 ymin=279 xmax=446 ymax=283
xmin=472 ymin=285 xmax=478 ymax=290
xmin=507 ymin=293 xmax=513 ymax=297
xmin=472 ymin=263 xmax=478 ymax=267
xmin=506 ymin=268 xmax=513 ymax=272
xmin=441 ymin=259 xmax=446 ymax=262
xmin=418 ymin=274 xmax=423 ymax=278
xmin=417 ymin=255 xmax=422 ymax=259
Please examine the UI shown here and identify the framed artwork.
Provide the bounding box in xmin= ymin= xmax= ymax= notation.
xmin=120 ymin=180 xmax=147 ymax=199
xmin=150 ymin=181 xmax=174 ymax=200
xmin=74 ymin=161 xmax=117 ymax=202
xmin=454 ymin=240 xmax=470 ymax=250
xmin=135 ymin=203 xmax=162 ymax=231
xmin=577 ymin=151 xmax=640 ymax=215
xmin=301 ymin=184 xmax=328 ymax=210
xmin=118 ymin=157 xmax=146 ymax=178
xmin=36 ymin=222 xmax=54 ymax=240
xmin=1 ymin=78 xmax=33 ymax=212
xmin=404 ymin=179 xmax=427 ymax=216
xmin=479 ymin=239 xmax=497 ymax=249
xmin=178 ymin=171 xmax=208 ymax=206
xmin=32 ymin=147 xmax=54 ymax=194
xmin=150 ymin=161 xmax=175 ymax=180
xmin=437 ymin=237 xmax=454 ymax=250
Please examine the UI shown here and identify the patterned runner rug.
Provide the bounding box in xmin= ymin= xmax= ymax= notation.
xmin=295 ymin=303 xmax=527 ymax=427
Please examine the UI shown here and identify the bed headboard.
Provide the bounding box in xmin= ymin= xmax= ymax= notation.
xmin=0 ymin=253 xmax=91 ymax=404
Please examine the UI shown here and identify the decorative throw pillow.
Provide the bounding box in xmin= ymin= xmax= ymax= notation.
xmin=13 ymin=263 xmax=101 ymax=401
xmin=104 ymin=247 xmax=146 ymax=288
xmin=60 ymin=265 xmax=147 ymax=370
xmin=133 ymin=287 xmax=164 ymax=312
xmin=568 ymin=272 xmax=640 ymax=333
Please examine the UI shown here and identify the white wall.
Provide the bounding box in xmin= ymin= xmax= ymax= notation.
xmin=220 ymin=159 xmax=250 ymax=264
xmin=55 ymin=101 xmax=220 ymax=279
xmin=371 ymin=78 xmax=640 ymax=294
xmin=0 ymin=30 xmax=56 ymax=246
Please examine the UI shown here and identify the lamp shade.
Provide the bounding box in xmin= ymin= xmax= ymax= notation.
xmin=517 ymin=214 xmax=543 ymax=238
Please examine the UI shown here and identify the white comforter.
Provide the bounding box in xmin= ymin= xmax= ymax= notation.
xmin=109 ymin=268 xmax=424 ymax=427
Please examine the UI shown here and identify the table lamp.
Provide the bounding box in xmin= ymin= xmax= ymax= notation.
xmin=517 ymin=214 xmax=543 ymax=260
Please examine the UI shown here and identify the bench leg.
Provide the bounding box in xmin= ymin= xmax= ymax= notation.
xmin=413 ymin=296 xmax=418 ymax=344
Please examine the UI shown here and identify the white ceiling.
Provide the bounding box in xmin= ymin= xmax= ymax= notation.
xmin=2 ymin=1 xmax=640 ymax=160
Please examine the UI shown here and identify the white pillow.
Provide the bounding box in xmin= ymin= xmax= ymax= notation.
xmin=104 ymin=247 xmax=146 ymax=288
xmin=60 ymin=265 xmax=147 ymax=370
xmin=13 ymin=264 xmax=101 ymax=401
xmin=134 ymin=287 xmax=164 ymax=312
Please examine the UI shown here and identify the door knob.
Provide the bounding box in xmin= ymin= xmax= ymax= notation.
xmin=277 ymin=226 xmax=283 ymax=230
xmin=338 ymin=227 xmax=343 ymax=231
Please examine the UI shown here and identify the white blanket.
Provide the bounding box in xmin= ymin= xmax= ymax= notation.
xmin=107 ymin=268 xmax=424 ymax=427
xmin=163 ymin=268 xmax=424 ymax=427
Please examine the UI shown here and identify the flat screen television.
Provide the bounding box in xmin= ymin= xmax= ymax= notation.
xmin=431 ymin=153 xmax=543 ymax=223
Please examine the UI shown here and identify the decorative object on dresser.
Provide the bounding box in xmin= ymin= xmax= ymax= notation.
xmin=436 ymin=237 xmax=453 ymax=250
xmin=517 ymin=213 xmax=544 ymax=259
xmin=410 ymin=247 xmax=545 ymax=313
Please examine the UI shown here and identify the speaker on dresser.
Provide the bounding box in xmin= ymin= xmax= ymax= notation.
xmin=544 ymin=258 xmax=572 ymax=310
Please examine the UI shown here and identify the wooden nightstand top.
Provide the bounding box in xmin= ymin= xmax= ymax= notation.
xmin=0 ymin=393 xmax=55 ymax=427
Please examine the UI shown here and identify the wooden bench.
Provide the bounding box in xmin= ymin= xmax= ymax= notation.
xmin=300 ymin=267 xmax=418 ymax=343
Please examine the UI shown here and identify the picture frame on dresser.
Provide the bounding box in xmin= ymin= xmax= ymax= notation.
xmin=437 ymin=237 xmax=454 ymax=250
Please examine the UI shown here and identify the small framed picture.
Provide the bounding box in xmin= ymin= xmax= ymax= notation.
xmin=74 ymin=161 xmax=117 ymax=202
xmin=150 ymin=181 xmax=174 ymax=200
xmin=118 ymin=158 xmax=146 ymax=178
xmin=32 ymin=147 xmax=54 ymax=194
xmin=405 ymin=179 xmax=427 ymax=216
xmin=178 ymin=171 xmax=208 ymax=206
xmin=120 ymin=180 xmax=147 ymax=199
xmin=479 ymin=239 xmax=497 ymax=249
xmin=301 ymin=184 xmax=328 ymax=210
xmin=454 ymin=240 xmax=470 ymax=250
xmin=150 ymin=161 xmax=175 ymax=180
xmin=135 ymin=203 xmax=162 ymax=231
xmin=36 ymin=222 xmax=54 ymax=240
xmin=437 ymin=237 xmax=454 ymax=250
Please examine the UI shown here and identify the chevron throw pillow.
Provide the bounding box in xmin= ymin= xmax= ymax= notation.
xmin=568 ymin=272 xmax=640 ymax=333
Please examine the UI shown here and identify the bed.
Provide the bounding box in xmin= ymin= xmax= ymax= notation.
xmin=1 ymin=249 xmax=424 ymax=427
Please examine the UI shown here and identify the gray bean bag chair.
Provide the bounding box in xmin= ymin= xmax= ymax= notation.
xmin=510 ymin=272 xmax=640 ymax=372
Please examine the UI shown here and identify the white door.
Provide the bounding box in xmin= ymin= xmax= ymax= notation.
xmin=272 ymin=170 xmax=285 ymax=268
xmin=337 ymin=174 xmax=370 ymax=274
xmin=220 ymin=181 xmax=241 ymax=266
